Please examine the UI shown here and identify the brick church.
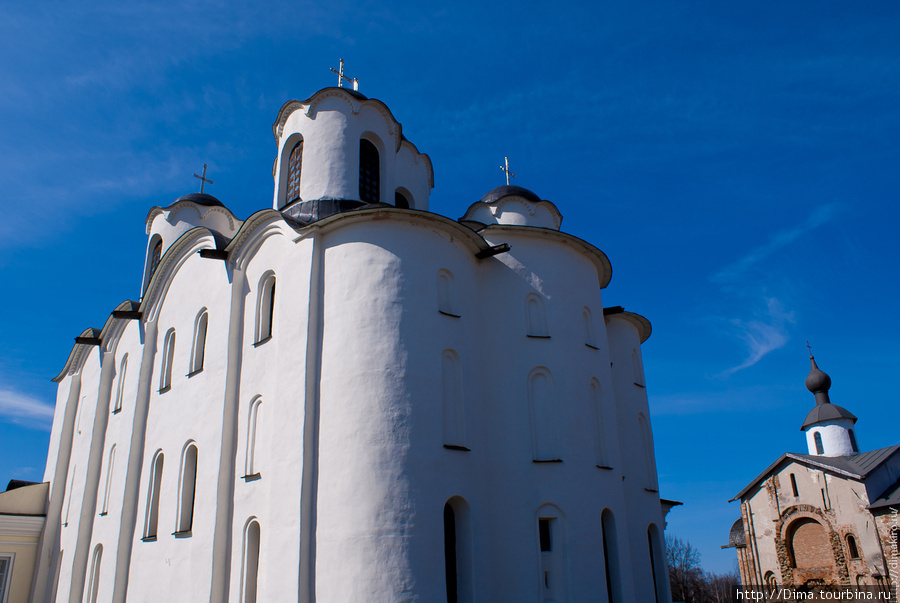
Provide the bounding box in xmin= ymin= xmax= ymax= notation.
xmin=725 ymin=353 xmax=900 ymax=592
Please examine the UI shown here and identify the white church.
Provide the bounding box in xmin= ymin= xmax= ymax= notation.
xmin=23 ymin=83 xmax=674 ymax=602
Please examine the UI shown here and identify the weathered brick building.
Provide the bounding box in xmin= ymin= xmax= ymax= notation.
xmin=725 ymin=354 xmax=900 ymax=592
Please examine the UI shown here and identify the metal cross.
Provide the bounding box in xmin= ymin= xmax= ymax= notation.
xmin=500 ymin=156 xmax=516 ymax=185
xmin=193 ymin=164 xmax=214 ymax=194
xmin=330 ymin=58 xmax=359 ymax=91
xmin=806 ymin=341 xmax=814 ymax=358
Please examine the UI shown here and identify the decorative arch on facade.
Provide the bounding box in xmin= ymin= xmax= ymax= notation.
xmin=190 ymin=309 xmax=208 ymax=374
xmin=638 ymin=413 xmax=657 ymax=490
xmin=536 ymin=503 xmax=568 ymax=602
xmin=144 ymin=451 xmax=164 ymax=539
xmin=437 ymin=269 xmax=459 ymax=317
xmin=774 ymin=505 xmax=849 ymax=586
xmin=444 ymin=496 xmax=473 ymax=603
xmin=85 ymin=543 xmax=103 ymax=603
xmin=647 ymin=523 xmax=668 ymax=603
xmin=528 ymin=368 xmax=560 ymax=461
xmin=632 ymin=348 xmax=645 ymax=386
xmin=160 ymin=328 xmax=176 ymax=391
xmin=589 ymin=378 xmax=609 ymax=467
xmin=241 ymin=517 xmax=261 ymax=603
xmin=525 ymin=293 xmax=549 ymax=338
xmin=113 ymin=354 xmax=127 ymax=413
xmin=245 ymin=396 xmax=263 ymax=477
xmin=255 ymin=272 xmax=276 ymax=343
xmin=101 ymin=444 xmax=116 ymax=515
xmin=583 ymin=307 xmax=597 ymax=348
xmin=177 ymin=442 xmax=198 ymax=534
xmin=441 ymin=350 xmax=467 ymax=448
xmin=359 ymin=134 xmax=382 ymax=204
xmin=601 ymin=508 xmax=623 ymax=603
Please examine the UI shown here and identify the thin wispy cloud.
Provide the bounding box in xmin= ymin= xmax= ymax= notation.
xmin=720 ymin=297 xmax=796 ymax=376
xmin=712 ymin=203 xmax=841 ymax=284
xmin=0 ymin=388 xmax=54 ymax=430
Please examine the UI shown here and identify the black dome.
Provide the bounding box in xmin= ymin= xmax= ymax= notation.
xmin=174 ymin=193 xmax=225 ymax=207
xmin=479 ymin=185 xmax=542 ymax=205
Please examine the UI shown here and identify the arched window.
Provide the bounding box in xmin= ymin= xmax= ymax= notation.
xmin=849 ymin=429 xmax=859 ymax=453
xmin=529 ymin=369 xmax=560 ymax=461
xmin=359 ymin=138 xmax=380 ymax=203
xmin=255 ymin=274 xmax=276 ymax=343
xmin=85 ymin=544 xmax=102 ymax=603
xmin=286 ymin=140 xmax=303 ymax=204
xmin=394 ymin=189 xmax=410 ymax=208
xmin=441 ymin=351 xmax=466 ymax=448
xmin=632 ymin=348 xmax=645 ymax=386
xmin=245 ymin=397 xmax=263 ymax=477
xmin=443 ymin=497 xmax=473 ymax=603
xmin=242 ymin=519 xmax=261 ymax=603
xmin=601 ymin=509 xmax=622 ymax=603
xmin=144 ymin=452 xmax=164 ymax=539
xmin=149 ymin=238 xmax=162 ymax=279
xmin=583 ymin=307 xmax=598 ymax=348
xmin=648 ymin=524 xmax=667 ymax=603
xmin=590 ymin=380 xmax=608 ymax=467
xmin=846 ymin=534 xmax=860 ymax=559
xmin=814 ymin=432 xmax=824 ymax=455
xmin=525 ymin=294 xmax=549 ymax=338
xmin=790 ymin=473 xmax=799 ymax=497
xmin=190 ymin=311 xmax=208 ymax=374
xmin=638 ymin=413 xmax=657 ymax=490
xmin=536 ymin=504 xmax=568 ymax=602
xmin=101 ymin=445 xmax=116 ymax=515
xmin=113 ymin=354 xmax=127 ymax=413
xmin=177 ymin=443 xmax=198 ymax=534
xmin=764 ymin=571 xmax=777 ymax=588
xmin=437 ymin=270 xmax=459 ymax=317
xmin=160 ymin=329 xmax=176 ymax=391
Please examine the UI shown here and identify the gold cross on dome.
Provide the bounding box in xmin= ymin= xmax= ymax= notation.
xmin=193 ymin=164 xmax=214 ymax=194
xmin=500 ymin=156 xmax=516 ymax=185
xmin=330 ymin=58 xmax=359 ymax=91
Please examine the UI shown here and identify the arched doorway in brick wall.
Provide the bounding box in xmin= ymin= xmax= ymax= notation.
xmin=785 ymin=517 xmax=838 ymax=586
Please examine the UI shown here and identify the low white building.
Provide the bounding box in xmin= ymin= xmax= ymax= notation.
xmin=726 ymin=355 xmax=900 ymax=593
xmin=30 ymin=86 xmax=672 ymax=603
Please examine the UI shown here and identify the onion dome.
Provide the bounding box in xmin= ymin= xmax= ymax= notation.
xmin=800 ymin=354 xmax=857 ymax=430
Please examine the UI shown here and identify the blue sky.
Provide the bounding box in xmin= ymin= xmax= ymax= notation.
xmin=2 ymin=0 xmax=898 ymax=574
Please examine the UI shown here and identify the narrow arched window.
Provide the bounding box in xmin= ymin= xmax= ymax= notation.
xmin=177 ymin=444 xmax=198 ymax=534
xmin=437 ymin=270 xmax=459 ymax=317
xmin=444 ymin=502 xmax=458 ymax=603
xmin=764 ymin=571 xmax=777 ymax=588
xmin=101 ymin=445 xmax=116 ymax=515
xmin=537 ymin=504 xmax=567 ymax=602
xmin=113 ymin=354 xmax=127 ymax=413
xmin=255 ymin=274 xmax=276 ymax=343
xmin=190 ymin=311 xmax=208 ymax=374
xmin=286 ymin=140 xmax=303 ymax=204
xmin=242 ymin=519 xmax=261 ymax=603
xmin=790 ymin=473 xmax=799 ymax=497
xmin=160 ymin=329 xmax=175 ymax=391
xmin=86 ymin=544 xmax=102 ymax=603
xmin=638 ymin=413 xmax=657 ymax=489
xmin=395 ymin=189 xmax=410 ymax=208
xmin=814 ymin=431 xmax=824 ymax=455
xmin=149 ymin=238 xmax=162 ymax=278
xmin=632 ymin=348 xmax=645 ymax=386
xmin=525 ymin=294 xmax=549 ymax=338
xmin=359 ymin=139 xmax=380 ymax=203
xmin=648 ymin=524 xmax=667 ymax=603
xmin=847 ymin=534 xmax=860 ymax=559
xmin=444 ymin=497 xmax=472 ymax=602
xmin=529 ymin=369 xmax=560 ymax=461
xmin=583 ymin=307 xmax=597 ymax=348
xmin=144 ymin=452 xmax=164 ymax=539
xmin=441 ymin=351 xmax=466 ymax=448
xmin=601 ymin=509 xmax=622 ymax=603
xmin=245 ymin=397 xmax=262 ymax=477
xmin=849 ymin=429 xmax=859 ymax=453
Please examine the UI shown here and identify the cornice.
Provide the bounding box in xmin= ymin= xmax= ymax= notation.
xmin=0 ymin=515 xmax=45 ymax=538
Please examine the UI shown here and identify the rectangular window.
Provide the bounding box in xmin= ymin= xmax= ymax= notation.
xmin=539 ymin=518 xmax=553 ymax=552
xmin=0 ymin=555 xmax=12 ymax=603
xmin=790 ymin=473 xmax=799 ymax=497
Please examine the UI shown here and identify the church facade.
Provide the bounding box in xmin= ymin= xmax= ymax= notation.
xmin=726 ymin=355 xmax=900 ymax=595
xmin=30 ymin=86 xmax=672 ymax=602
